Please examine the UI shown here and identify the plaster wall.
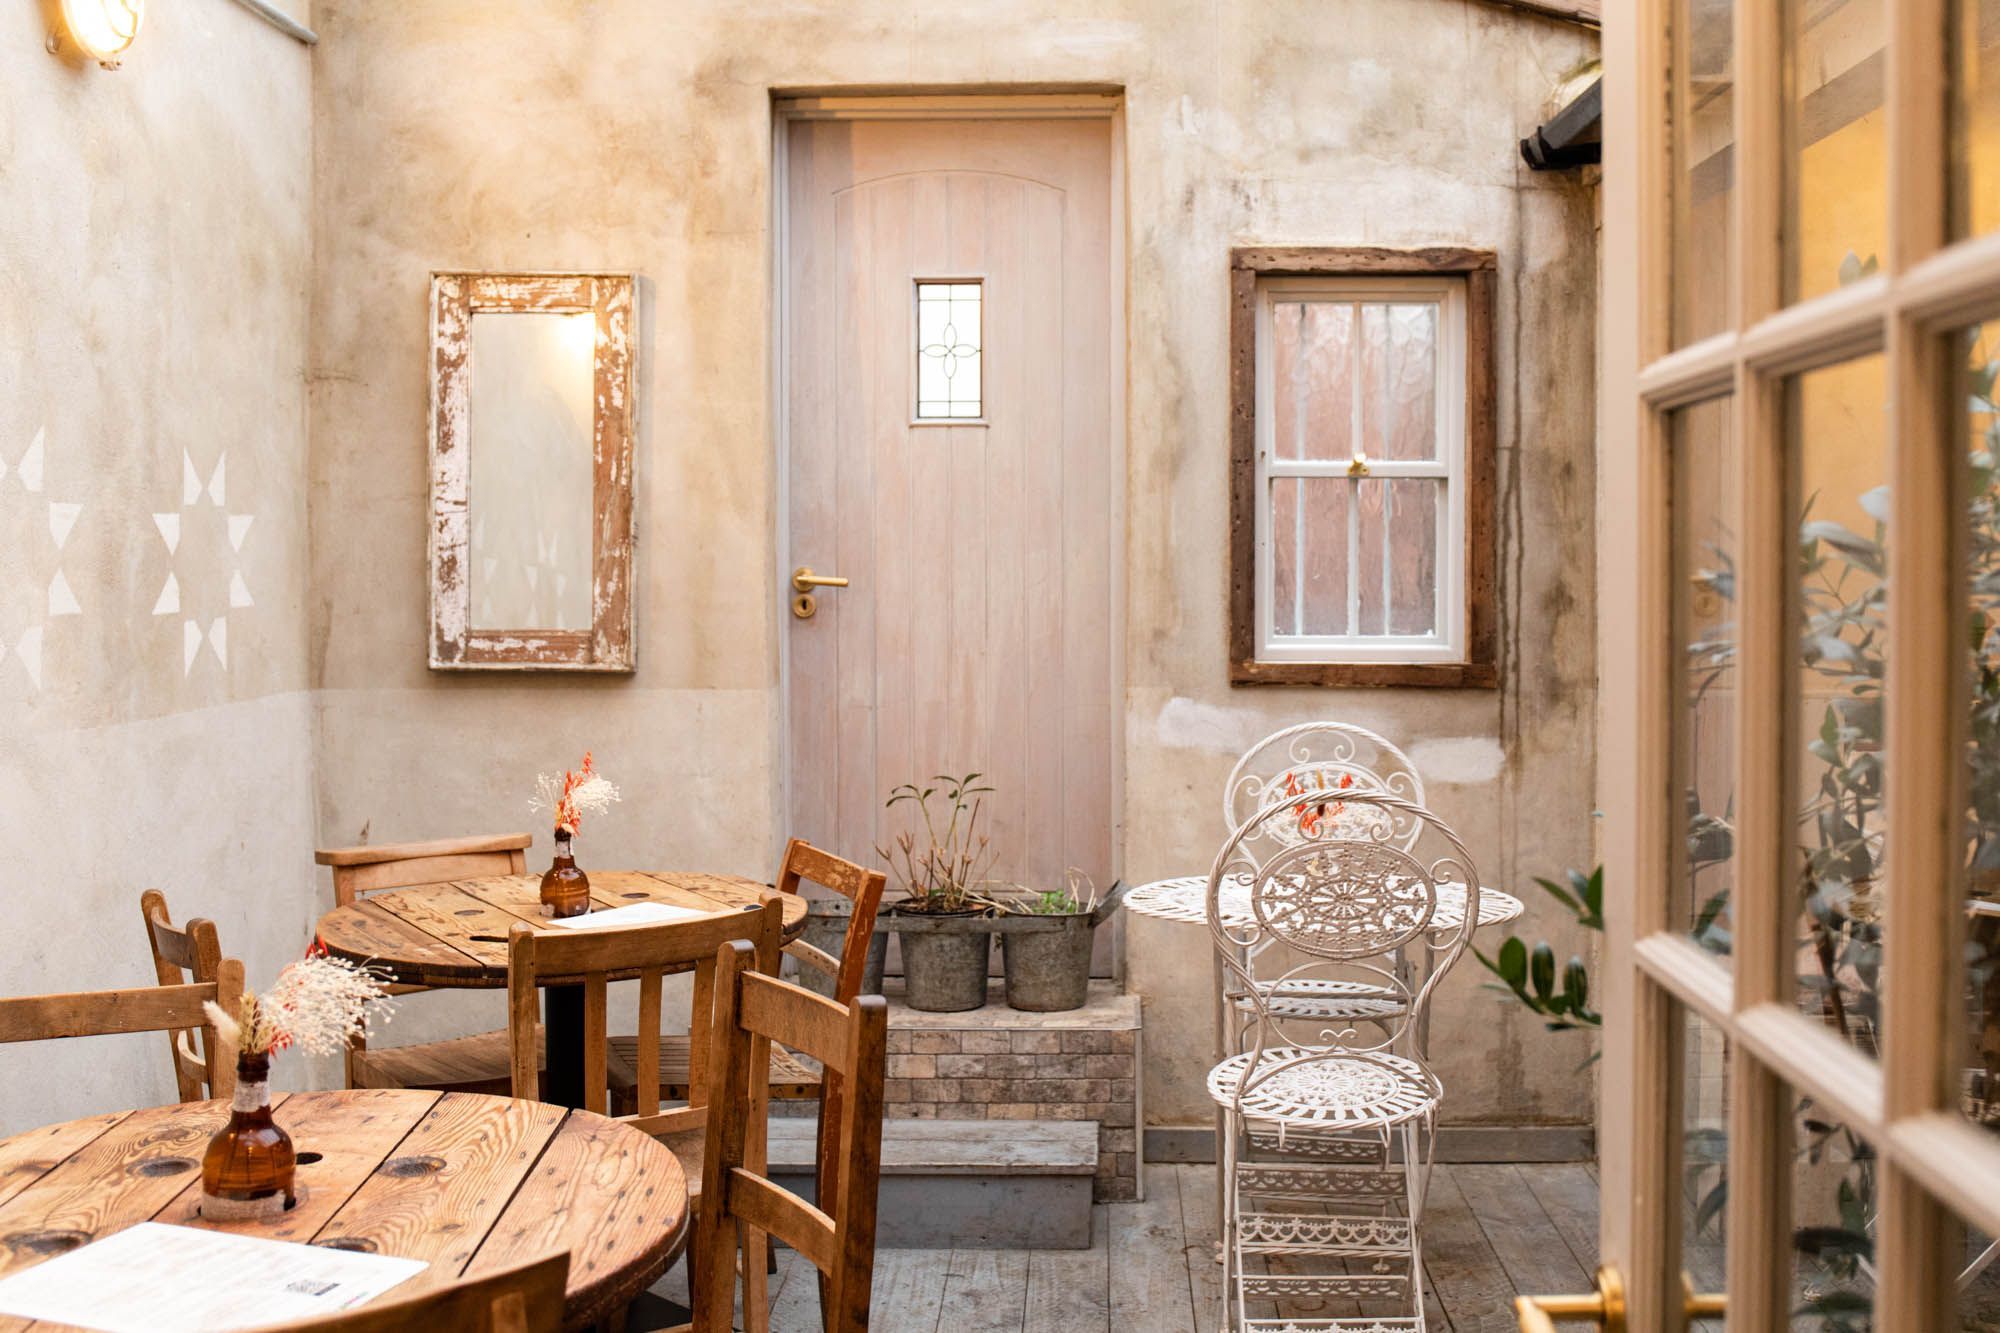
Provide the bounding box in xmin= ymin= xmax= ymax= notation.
xmin=0 ymin=3 xmax=318 ymax=1130
xmin=306 ymin=0 xmax=1602 ymax=1129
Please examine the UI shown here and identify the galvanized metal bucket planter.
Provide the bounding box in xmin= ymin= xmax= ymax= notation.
xmin=796 ymin=898 xmax=887 ymax=999
xmin=995 ymin=881 xmax=1132 ymax=1013
xmin=890 ymin=907 xmax=993 ymax=1012
xmin=999 ymin=914 xmax=1096 ymax=1012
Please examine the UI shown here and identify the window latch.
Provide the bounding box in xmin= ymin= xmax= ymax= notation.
xmin=1347 ymin=453 xmax=1370 ymax=477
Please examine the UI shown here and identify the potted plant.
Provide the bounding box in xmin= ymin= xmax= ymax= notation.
xmin=994 ymin=872 xmax=1129 ymax=1013
xmin=879 ymin=773 xmax=997 ymax=1012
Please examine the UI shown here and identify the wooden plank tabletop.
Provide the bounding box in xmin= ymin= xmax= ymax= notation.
xmin=0 ymin=1090 xmax=688 ymax=1333
xmin=315 ymin=870 xmax=807 ymax=989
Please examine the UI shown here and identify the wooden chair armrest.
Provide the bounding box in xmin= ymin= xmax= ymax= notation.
xmin=314 ymin=833 xmax=533 ymax=867
xmin=782 ymin=939 xmax=840 ymax=979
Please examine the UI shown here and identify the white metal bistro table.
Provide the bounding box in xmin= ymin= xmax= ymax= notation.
xmin=1125 ymin=873 xmax=1525 ymax=933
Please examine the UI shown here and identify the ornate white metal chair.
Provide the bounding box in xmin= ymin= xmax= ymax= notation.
xmin=1220 ymin=723 xmax=1431 ymax=1056
xmin=1206 ymin=789 xmax=1478 ymax=1333
xmin=1223 ymin=721 xmax=1425 ymax=844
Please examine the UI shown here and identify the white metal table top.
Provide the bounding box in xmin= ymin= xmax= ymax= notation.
xmin=1123 ymin=873 xmax=1525 ymax=932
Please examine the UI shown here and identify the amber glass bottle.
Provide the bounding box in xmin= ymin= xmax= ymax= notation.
xmin=200 ymin=1051 xmax=296 ymax=1220
xmin=540 ymin=828 xmax=592 ymax=918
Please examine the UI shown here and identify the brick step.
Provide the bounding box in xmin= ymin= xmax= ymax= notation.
xmin=768 ymin=1116 xmax=1098 ymax=1250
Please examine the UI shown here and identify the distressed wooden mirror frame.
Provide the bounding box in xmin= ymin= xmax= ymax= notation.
xmin=428 ymin=272 xmax=636 ymax=672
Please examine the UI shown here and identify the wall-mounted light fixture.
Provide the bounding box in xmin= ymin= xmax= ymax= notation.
xmin=59 ymin=0 xmax=144 ymax=69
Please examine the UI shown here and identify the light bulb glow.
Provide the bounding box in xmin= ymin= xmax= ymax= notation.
xmin=61 ymin=0 xmax=144 ymax=67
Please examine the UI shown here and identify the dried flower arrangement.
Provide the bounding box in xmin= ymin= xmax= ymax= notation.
xmin=1284 ymin=768 xmax=1361 ymax=838
xmin=204 ymin=949 xmax=393 ymax=1059
xmin=879 ymin=772 xmax=999 ymax=914
xmin=530 ymin=750 xmax=621 ymax=836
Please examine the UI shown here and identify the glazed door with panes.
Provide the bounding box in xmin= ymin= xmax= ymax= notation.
xmin=780 ymin=102 xmax=1119 ymax=936
xmin=1574 ymin=1 xmax=2000 ymax=1330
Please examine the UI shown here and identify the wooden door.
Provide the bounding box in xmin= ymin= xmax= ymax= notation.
xmin=1588 ymin=2 xmax=2000 ymax=1330
xmin=781 ymin=101 xmax=1120 ymax=911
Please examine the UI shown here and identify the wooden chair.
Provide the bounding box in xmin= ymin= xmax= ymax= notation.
xmin=684 ymin=940 xmax=887 ymax=1333
xmin=312 ymin=833 xmax=532 ymax=1092
xmin=507 ymin=900 xmax=784 ymax=1329
xmin=505 ymin=898 xmax=784 ymax=1136
xmin=260 ymin=1252 xmax=568 ymax=1333
xmin=610 ymin=840 xmax=884 ymax=1135
xmin=139 ymin=889 xmax=233 ymax=1101
xmin=1 ymin=963 xmax=244 ymax=1105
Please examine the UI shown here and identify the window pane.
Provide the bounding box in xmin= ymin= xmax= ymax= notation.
xmin=1684 ymin=1011 xmax=1730 ymax=1333
xmin=1386 ymin=478 xmax=1440 ymax=636
xmin=1951 ymin=0 xmax=2000 ymax=241
xmin=1671 ymin=396 xmax=1739 ymax=953
xmin=1790 ymin=1097 xmax=1877 ymax=1331
xmin=1784 ymin=0 xmax=1887 ymax=307
xmin=1961 ymin=323 xmax=2000 ymax=1138
xmin=1956 ymin=1205 xmax=2000 ymax=1327
xmin=1269 ymin=477 xmax=1352 ymax=638
xmin=1789 ymin=354 xmax=1888 ymax=1052
xmin=915 ymin=281 xmax=981 ymax=418
xmin=1272 ymin=300 xmax=1356 ymax=462
xmin=1362 ymin=303 xmax=1439 ymax=462
xmin=1270 ymin=477 xmax=1444 ymax=644
xmin=1673 ymin=0 xmax=1735 ymax=346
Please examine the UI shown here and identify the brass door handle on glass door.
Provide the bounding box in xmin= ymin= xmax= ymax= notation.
xmin=1514 ymin=1268 xmax=1723 ymax=1333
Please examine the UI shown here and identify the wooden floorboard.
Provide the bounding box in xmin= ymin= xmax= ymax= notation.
xmin=707 ymin=1161 xmax=1605 ymax=1332
xmin=1024 ymin=1204 xmax=1111 ymax=1332
xmin=1108 ymin=1162 xmax=1200 ymax=1329
xmin=937 ymin=1247 xmax=1030 ymax=1332
xmin=1453 ymin=1163 xmax=1596 ymax=1300
xmin=1417 ymin=1164 xmax=1520 ymax=1333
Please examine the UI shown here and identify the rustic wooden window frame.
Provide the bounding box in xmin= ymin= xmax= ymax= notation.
xmin=1228 ymin=246 xmax=1498 ymax=688
xmin=428 ymin=272 xmax=636 ymax=672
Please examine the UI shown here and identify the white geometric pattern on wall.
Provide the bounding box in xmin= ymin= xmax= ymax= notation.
xmin=153 ymin=450 xmax=253 ymax=675
xmin=0 ymin=427 xmax=84 ymax=692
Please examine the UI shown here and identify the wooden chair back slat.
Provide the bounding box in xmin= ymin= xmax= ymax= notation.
xmin=0 ymin=962 xmax=244 ymax=1103
xmin=694 ymin=941 xmax=887 ymax=1333
xmin=504 ymin=900 xmax=783 ymax=1128
xmin=725 ymin=1169 xmax=838 ymax=1271
xmin=773 ymin=838 xmax=886 ymax=1006
xmin=258 ymin=1251 xmax=567 ymax=1332
xmin=772 ymin=839 xmax=886 ymax=1234
xmin=140 ymin=889 xmax=228 ymax=1102
xmin=737 ymin=974 xmax=852 ymax=1070
xmin=315 ymin=832 xmax=531 ymax=1090
xmin=315 ymin=833 xmax=532 ymax=907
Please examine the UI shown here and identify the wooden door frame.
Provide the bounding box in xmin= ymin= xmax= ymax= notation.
xmin=1604 ymin=2 xmax=2000 ymax=1329
xmin=769 ymin=91 xmax=1129 ymax=961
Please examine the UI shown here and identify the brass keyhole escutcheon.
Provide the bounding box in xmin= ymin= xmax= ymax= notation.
xmin=792 ymin=592 xmax=817 ymax=620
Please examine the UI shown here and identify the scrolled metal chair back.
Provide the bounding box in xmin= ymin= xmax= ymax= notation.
xmin=1223 ymin=722 xmax=1425 ymax=858
xmin=1207 ymin=788 xmax=1480 ymax=1060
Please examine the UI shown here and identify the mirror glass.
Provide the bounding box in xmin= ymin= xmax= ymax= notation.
xmin=468 ymin=311 xmax=596 ymax=630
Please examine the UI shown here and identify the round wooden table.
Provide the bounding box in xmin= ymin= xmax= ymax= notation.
xmin=316 ymin=870 xmax=808 ymax=1108
xmin=0 ymin=1090 xmax=686 ymax=1332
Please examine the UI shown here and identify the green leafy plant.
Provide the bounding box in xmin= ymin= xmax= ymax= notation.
xmin=1473 ymin=867 xmax=1602 ymax=1032
xmin=1004 ymin=869 xmax=1101 ymax=917
xmin=878 ymin=772 xmax=998 ymax=914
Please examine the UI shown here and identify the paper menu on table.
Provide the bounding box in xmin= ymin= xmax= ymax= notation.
xmin=0 ymin=1221 xmax=426 ymax=1333
xmin=546 ymin=900 xmax=726 ymax=929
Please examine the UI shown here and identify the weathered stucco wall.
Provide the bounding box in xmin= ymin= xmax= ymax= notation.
xmin=0 ymin=4 xmax=317 ymax=1130
xmin=306 ymin=0 xmax=1600 ymax=1130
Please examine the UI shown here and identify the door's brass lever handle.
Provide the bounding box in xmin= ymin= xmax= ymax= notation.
xmin=792 ymin=567 xmax=849 ymax=592
xmin=1515 ymin=1268 xmax=1722 ymax=1332
xmin=1515 ymin=1266 xmax=1624 ymax=1333
xmin=1682 ymin=1274 xmax=1726 ymax=1324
